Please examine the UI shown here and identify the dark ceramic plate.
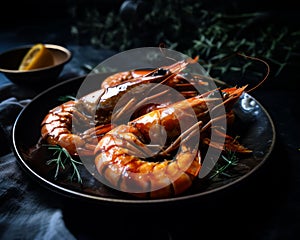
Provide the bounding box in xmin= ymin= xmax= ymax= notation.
xmin=12 ymin=74 xmax=276 ymax=205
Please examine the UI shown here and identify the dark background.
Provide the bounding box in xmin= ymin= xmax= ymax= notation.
xmin=1 ymin=0 xmax=299 ymax=83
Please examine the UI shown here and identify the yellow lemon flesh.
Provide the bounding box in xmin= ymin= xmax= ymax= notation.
xmin=18 ymin=43 xmax=54 ymax=70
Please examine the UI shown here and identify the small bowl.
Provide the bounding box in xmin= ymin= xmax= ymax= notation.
xmin=0 ymin=44 xmax=72 ymax=89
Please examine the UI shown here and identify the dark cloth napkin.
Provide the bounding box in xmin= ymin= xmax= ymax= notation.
xmin=0 ymin=45 xmax=117 ymax=239
xmin=0 ymin=83 xmax=76 ymax=240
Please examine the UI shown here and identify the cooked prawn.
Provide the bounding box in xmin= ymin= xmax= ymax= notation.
xmin=40 ymin=56 xmax=201 ymax=156
xmin=94 ymin=86 xmax=248 ymax=199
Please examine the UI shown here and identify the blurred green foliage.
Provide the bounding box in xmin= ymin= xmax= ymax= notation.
xmin=71 ymin=0 xmax=300 ymax=86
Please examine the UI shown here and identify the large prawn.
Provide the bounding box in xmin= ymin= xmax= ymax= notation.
xmin=94 ymin=85 xmax=249 ymax=199
xmin=40 ymin=57 xmax=203 ymax=156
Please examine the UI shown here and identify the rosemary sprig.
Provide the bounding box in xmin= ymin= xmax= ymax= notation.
xmin=58 ymin=95 xmax=77 ymax=102
xmin=44 ymin=144 xmax=83 ymax=184
xmin=209 ymin=150 xmax=239 ymax=179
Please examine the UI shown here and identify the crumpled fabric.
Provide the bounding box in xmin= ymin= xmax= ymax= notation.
xmin=0 ymin=83 xmax=76 ymax=240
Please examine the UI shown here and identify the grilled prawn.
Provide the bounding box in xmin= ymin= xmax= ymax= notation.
xmin=94 ymin=86 xmax=249 ymax=199
xmin=41 ymin=57 xmax=202 ymax=156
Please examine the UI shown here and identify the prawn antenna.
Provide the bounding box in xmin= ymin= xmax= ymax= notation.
xmin=158 ymin=43 xmax=177 ymax=63
xmin=237 ymin=52 xmax=270 ymax=93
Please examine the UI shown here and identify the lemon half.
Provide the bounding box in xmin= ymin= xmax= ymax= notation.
xmin=18 ymin=43 xmax=54 ymax=71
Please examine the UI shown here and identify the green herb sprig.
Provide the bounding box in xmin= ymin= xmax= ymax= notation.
xmin=58 ymin=95 xmax=77 ymax=102
xmin=209 ymin=150 xmax=239 ymax=179
xmin=44 ymin=144 xmax=83 ymax=184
